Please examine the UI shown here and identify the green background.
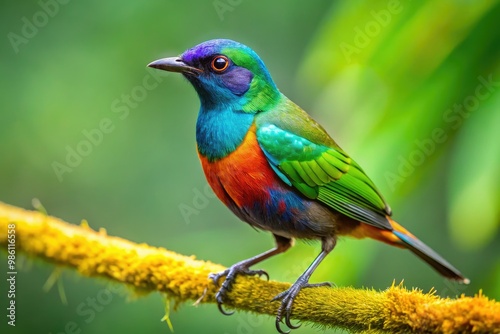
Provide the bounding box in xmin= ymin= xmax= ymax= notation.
xmin=1 ymin=0 xmax=499 ymax=333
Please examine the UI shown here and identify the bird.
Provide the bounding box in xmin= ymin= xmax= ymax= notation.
xmin=147 ymin=39 xmax=469 ymax=333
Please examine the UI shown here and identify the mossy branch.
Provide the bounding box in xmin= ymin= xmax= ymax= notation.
xmin=0 ymin=201 xmax=499 ymax=333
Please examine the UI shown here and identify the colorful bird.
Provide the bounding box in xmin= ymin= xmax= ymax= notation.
xmin=148 ymin=39 xmax=469 ymax=333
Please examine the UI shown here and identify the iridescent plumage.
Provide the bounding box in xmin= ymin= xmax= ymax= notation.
xmin=148 ymin=39 xmax=468 ymax=333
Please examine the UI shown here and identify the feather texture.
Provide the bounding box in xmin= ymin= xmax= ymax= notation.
xmin=149 ymin=38 xmax=468 ymax=290
xmin=256 ymin=115 xmax=392 ymax=231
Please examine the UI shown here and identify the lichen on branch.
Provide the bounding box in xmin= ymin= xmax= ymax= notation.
xmin=0 ymin=201 xmax=499 ymax=333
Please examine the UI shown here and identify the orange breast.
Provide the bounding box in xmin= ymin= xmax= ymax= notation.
xmin=198 ymin=123 xmax=278 ymax=208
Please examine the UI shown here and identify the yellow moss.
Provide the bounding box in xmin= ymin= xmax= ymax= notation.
xmin=0 ymin=201 xmax=499 ymax=333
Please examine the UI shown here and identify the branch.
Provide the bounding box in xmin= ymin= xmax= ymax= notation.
xmin=0 ymin=201 xmax=498 ymax=333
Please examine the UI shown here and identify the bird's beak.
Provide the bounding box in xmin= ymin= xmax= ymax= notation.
xmin=147 ymin=57 xmax=203 ymax=75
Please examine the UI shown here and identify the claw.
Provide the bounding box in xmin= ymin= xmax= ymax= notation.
xmin=213 ymin=277 xmax=235 ymax=315
xmin=273 ymin=291 xmax=301 ymax=333
xmin=255 ymin=269 xmax=269 ymax=281
xmin=285 ymin=315 xmax=301 ymax=330
xmin=217 ymin=302 xmax=235 ymax=315
xmin=272 ymin=280 xmax=333 ymax=333
xmin=209 ymin=266 xmax=271 ymax=317
xmin=275 ymin=319 xmax=291 ymax=334
xmin=307 ymin=281 xmax=333 ymax=288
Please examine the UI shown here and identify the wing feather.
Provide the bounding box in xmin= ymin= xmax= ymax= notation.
xmin=257 ymin=123 xmax=392 ymax=230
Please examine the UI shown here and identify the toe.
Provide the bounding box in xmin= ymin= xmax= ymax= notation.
xmin=209 ymin=271 xmax=227 ymax=285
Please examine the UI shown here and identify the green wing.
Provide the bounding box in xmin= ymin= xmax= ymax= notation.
xmin=256 ymin=123 xmax=393 ymax=230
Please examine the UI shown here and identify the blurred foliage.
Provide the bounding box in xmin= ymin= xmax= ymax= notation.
xmin=0 ymin=0 xmax=499 ymax=334
xmin=299 ymin=0 xmax=500 ymax=251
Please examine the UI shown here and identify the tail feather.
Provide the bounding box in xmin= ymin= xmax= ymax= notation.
xmin=389 ymin=220 xmax=469 ymax=284
xmin=392 ymin=230 xmax=468 ymax=283
xmin=352 ymin=217 xmax=470 ymax=283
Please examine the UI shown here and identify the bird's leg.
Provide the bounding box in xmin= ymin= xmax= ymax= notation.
xmin=210 ymin=235 xmax=293 ymax=315
xmin=272 ymin=237 xmax=336 ymax=334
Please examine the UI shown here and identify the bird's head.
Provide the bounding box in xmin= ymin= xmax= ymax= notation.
xmin=148 ymin=39 xmax=280 ymax=112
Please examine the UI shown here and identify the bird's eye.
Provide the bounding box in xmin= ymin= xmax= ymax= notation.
xmin=211 ymin=56 xmax=229 ymax=72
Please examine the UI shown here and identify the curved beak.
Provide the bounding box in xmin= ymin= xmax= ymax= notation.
xmin=147 ymin=57 xmax=202 ymax=75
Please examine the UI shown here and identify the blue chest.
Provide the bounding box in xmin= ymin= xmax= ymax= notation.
xmin=196 ymin=107 xmax=254 ymax=161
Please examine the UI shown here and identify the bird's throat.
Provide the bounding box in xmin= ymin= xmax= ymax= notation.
xmin=196 ymin=107 xmax=255 ymax=161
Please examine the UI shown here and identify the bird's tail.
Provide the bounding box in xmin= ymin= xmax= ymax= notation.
xmin=360 ymin=217 xmax=469 ymax=284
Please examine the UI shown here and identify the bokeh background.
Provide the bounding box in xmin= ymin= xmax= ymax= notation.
xmin=1 ymin=0 xmax=499 ymax=333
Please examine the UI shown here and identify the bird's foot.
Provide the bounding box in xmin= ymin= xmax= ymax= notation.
xmin=272 ymin=279 xmax=333 ymax=334
xmin=209 ymin=264 xmax=269 ymax=315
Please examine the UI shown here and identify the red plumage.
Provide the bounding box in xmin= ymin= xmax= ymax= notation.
xmin=198 ymin=123 xmax=278 ymax=210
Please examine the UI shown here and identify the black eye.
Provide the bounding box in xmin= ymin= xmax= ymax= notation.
xmin=211 ymin=55 xmax=229 ymax=72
